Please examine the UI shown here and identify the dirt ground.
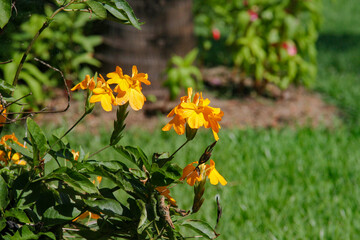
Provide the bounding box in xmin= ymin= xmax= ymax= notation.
xmin=35 ymin=84 xmax=338 ymax=133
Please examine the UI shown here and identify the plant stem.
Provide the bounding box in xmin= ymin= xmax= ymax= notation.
xmin=43 ymin=112 xmax=88 ymax=159
xmin=169 ymin=140 xmax=189 ymax=159
xmin=88 ymin=144 xmax=111 ymax=158
xmin=12 ymin=0 xmax=76 ymax=88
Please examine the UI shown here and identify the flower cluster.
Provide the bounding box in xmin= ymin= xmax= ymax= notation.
xmin=162 ymin=88 xmax=224 ymax=141
xmin=181 ymin=159 xmax=227 ymax=186
xmin=71 ymin=65 xmax=150 ymax=112
xmin=0 ymin=133 xmax=27 ymax=166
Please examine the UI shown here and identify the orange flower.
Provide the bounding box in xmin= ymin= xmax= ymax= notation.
xmin=71 ymin=150 xmax=79 ymax=161
xmin=107 ymin=66 xmax=150 ymax=111
xmin=71 ymin=75 xmax=95 ymax=91
xmin=180 ymin=161 xmax=200 ymax=186
xmin=89 ymin=76 xmax=115 ymax=112
xmin=72 ymin=211 xmax=100 ymax=222
xmin=181 ymin=159 xmax=227 ymax=186
xmin=163 ymin=88 xmax=223 ymax=141
xmin=92 ymin=176 xmax=102 ymax=185
xmin=156 ymin=186 xmax=177 ymax=206
xmin=0 ymin=105 xmax=7 ymax=127
xmin=0 ymin=133 xmax=26 ymax=149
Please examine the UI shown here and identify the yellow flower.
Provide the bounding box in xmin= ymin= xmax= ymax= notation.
xmin=156 ymin=186 xmax=177 ymax=206
xmin=0 ymin=150 xmax=26 ymax=166
xmin=0 ymin=104 xmax=7 ymax=127
xmin=9 ymin=152 xmax=26 ymax=165
xmin=89 ymin=76 xmax=115 ymax=112
xmin=107 ymin=66 xmax=150 ymax=111
xmin=163 ymin=88 xmax=223 ymax=141
xmin=181 ymin=159 xmax=227 ymax=186
xmin=71 ymin=75 xmax=95 ymax=91
xmin=206 ymin=160 xmax=227 ymax=186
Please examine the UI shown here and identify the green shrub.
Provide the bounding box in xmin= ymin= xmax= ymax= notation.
xmin=194 ymin=0 xmax=322 ymax=91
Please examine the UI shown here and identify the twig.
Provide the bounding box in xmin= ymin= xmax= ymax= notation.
xmin=0 ymin=59 xmax=12 ymax=64
xmin=169 ymin=139 xmax=189 ymax=159
xmin=6 ymin=58 xmax=71 ymax=116
xmin=12 ymin=0 xmax=76 ymax=88
xmin=88 ymin=144 xmax=111 ymax=158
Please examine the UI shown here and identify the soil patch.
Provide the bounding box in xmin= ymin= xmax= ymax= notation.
xmin=35 ymin=85 xmax=338 ymax=132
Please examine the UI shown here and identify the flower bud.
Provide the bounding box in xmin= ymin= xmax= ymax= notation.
xmin=85 ymin=90 xmax=95 ymax=114
xmin=186 ymin=124 xmax=197 ymax=141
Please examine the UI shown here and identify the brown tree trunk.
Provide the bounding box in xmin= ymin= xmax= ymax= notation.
xmin=99 ymin=0 xmax=195 ymax=95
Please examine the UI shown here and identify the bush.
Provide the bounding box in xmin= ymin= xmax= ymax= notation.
xmin=194 ymin=0 xmax=322 ymax=92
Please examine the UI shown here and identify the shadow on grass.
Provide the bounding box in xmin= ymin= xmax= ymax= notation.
xmin=317 ymin=33 xmax=360 ymax=74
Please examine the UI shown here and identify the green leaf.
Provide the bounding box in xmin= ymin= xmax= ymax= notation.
xmin=27 ymin=118 xmax=49 ymax=159
xmin=184 ymin=49 xmax=199 ymax=66
xmin=0 ymin=79 xmax=15 ymax=97
xmin=100 ymin=0 xmax=141 ymax=29
xmin=0 ymin=218 xmax=6 ymax=231
xmin=22 ymin=63 xmax=52 ymax=85
xmin=0 ymin=0 xmax=11 ymax=29
xmin=10 ymin=225 xmax=38 ymax=240
xmin=86 ymin=0 xmax=107 ymax=19
xmin=182 ymin=220 xmax=218 ymax=239
xmin=20 ymin=71 xmax=44 ymax=102
xmin=150 ymin=162 xmax=182 ymax=187
xmin=43 ymin=204 xmax=81 ymax=226
xmin=114 ymin=145 xmax=150 ymax=170
xmin=136 ymin=200 xmax=147 ymax=233
xmin=43 ymin=167 xmax=99 ymax=194
xmin=84 ymin=198 xmax=123 ymax=217
xmin=0 ymin=175 xmax=8 ymax=210
xmin=5 ymin=208 xmax=31 ymax=223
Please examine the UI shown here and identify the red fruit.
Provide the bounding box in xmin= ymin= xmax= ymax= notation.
xmin=212 ymin=28 xmax=221 ymax=41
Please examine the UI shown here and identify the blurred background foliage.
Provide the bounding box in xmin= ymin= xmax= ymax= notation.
xmin=193 ymin=0 xmax=322 ymax=92
xmin=0 ymin=1 xmax=102 ymax=111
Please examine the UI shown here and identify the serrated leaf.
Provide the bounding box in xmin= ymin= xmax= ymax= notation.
xmin=84 ymin=198 xmax=123 ymax=217
xmin=0 ymin=0 xmax=11 ymax=29
xmin=0 ymin=175 xmax=8 ymax=210
xmin=86 ymin=0 xmax=107 ymax=19
xmin=182 ymin=220 xmax=218 ymax=239
xmin=43 ymin=204 xmax=81 ymax=226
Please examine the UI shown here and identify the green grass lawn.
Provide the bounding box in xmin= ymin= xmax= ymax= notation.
xmin=5 ymin=0 xmax=360 ymax=239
